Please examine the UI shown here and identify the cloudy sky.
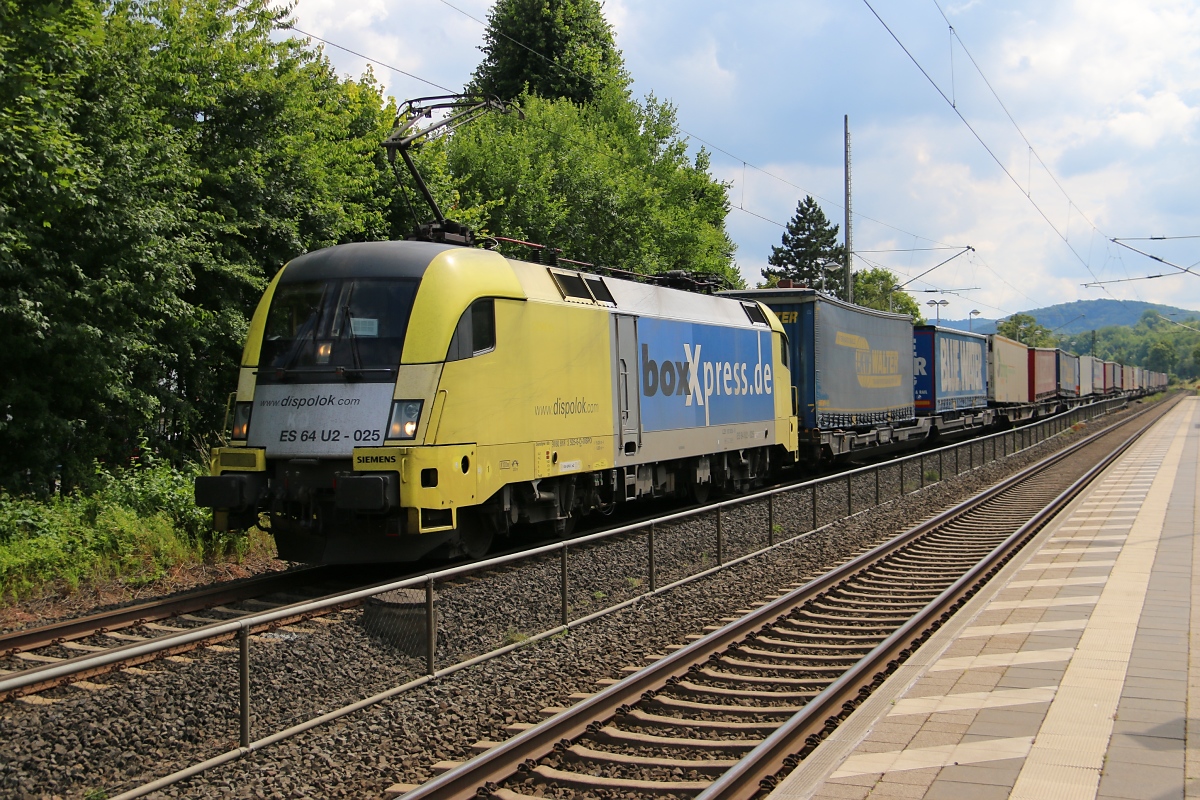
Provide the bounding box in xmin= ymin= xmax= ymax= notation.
xmin=283 ymin=0 xmax=1200 ymax=320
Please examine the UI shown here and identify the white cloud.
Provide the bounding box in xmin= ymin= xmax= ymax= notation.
xmin=1107 ymin=91 xmax=1199 ymax=148
xmin=668 ymin=39 xmax=737 ymax=106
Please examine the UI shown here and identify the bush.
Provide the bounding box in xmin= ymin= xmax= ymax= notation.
xmin=0 ymin=454 xmax=255 ymax=603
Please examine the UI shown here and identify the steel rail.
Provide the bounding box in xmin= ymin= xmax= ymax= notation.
xmin=398 ymin=394 xmax=1176 ymax=800
xmin=0 ymin=566 xmax=330 ymax=656
xmin=0 ymin=397 xmax=1126 ymax=700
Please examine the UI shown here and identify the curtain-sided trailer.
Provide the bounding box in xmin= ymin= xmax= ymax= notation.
xmin=1105 ymin=361 xmax=1120 ymax=393
xmin=1056 ymin=350 xmax=1080 ymax=399
xmin=726 ymin=288 xmax=924 ymax=460
xmin=913 ymin=326 xmax=989 ymax=415
xmin=1078 ymin=355 xmax=1095 ymax=397
xmin=987 ymin=334 xmax=1029 ymax=406
xmin=1029 ymin=348 xmax=1057 ymax=402
xmin=1091 ymin=357 xmax=1106 ymax=395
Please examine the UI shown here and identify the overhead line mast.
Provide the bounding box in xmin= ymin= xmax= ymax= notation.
xmin=844 ymin=114 xmax=853 ymax=303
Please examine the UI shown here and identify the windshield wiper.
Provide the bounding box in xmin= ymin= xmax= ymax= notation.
xmin=342 ymin=285 xmax=363 ymax=374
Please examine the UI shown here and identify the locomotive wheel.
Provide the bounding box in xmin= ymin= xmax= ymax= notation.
xmin=454 ymin=509 xmax=496 ymax=560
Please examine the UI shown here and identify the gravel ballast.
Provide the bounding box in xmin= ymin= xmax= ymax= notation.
xmin=0 ymin=400 xmax=1162 ymax=799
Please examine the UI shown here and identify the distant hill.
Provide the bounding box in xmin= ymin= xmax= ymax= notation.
xmin=940 ymin=299 xmax=1200 ymax=335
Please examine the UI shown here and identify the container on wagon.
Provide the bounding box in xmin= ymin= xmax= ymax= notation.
xmin=912 ymin=326 xmax=988 ymax=415
xmin=1091 ymin=357 xmax=1105 ymax=395
xmin=1056 ymin=350 xmax=1080 ymax=398
xmin=725 ymin=288 xmax=915 ymax=430
xmin=1078 ymin=354 xmax=1095 ymax=397
xmin=1029 ymin=347 xmax=1057 ymax=401
xmin=1105 ymin=361 xmax=1120 ymax=392
xmin=986 ymin=334 xmax=1029 ymax=405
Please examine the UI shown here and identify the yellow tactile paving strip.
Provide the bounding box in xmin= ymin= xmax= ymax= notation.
xmin=767 ymin=397 xmax=1198 ymax=800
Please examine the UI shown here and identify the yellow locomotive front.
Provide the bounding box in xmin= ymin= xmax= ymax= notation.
xmin=197 ymin=240 xmax=534 ymax=562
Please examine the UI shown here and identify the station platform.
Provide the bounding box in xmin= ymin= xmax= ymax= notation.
xmin=769 ymin=395 xmax=1200 ymax=800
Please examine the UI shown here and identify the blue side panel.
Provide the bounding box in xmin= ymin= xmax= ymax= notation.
xmin=931 ymin=329 xmax=988 ymax=411
xmin=913 ymin=329 xmax=935 ymax=413
xmin=637 ymin=318 xmax=776 ymax=431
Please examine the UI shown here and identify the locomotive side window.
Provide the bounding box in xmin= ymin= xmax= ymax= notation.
xmin=551 ymin=270 xmax=593 ymax=301
xmin=741 ymin=302 xmax=769 ymax=325
xmin=584 ymin=276 xmax=616 ymax=305
xmin=446 ymin=299 xmax=496 ymax=361
xmin=470 ymin=299 xmax=495 ymax=354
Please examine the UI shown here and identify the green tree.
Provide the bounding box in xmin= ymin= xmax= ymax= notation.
xmin=997 ymin=313 xmax=1055 ymax=347
xmin=0 ymin=0 xmax=404 ymax=490
xmin=448 ymin=86 xmax=738 ymax=283
xmin=1146 ymin=339 xmax=1178 ymax=373
xmin=761 ymin=196 xmax=846 ymax=297
xmin=471 ymin=0 xmax=627 ymax=105
xmin=852 ymin=267 xmax=924 ymax=322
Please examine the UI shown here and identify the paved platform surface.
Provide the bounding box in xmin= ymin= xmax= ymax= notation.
xmin=769 ymin=395 xmax=1200 ymax=800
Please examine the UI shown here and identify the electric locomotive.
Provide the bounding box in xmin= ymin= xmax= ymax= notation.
xmin=195 ymin=240 xmax=797 ymax=563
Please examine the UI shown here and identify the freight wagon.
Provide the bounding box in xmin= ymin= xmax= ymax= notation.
xmin=986 ymin=334 xmax=1029 ymax=410
xmin=912 ymin=325 xmax=992 ymax=433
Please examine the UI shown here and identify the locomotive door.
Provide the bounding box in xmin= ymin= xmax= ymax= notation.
xmin=615 ymin=315 xmax=642 ymax=454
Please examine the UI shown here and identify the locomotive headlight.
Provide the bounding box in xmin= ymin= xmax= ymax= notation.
xmin=315 ymin=342 xmax=332 ymax=364
xmin=388 ymin=400 xmax=423 ymax=440
xmin=231 ymin=402 xmax=252 ymax=441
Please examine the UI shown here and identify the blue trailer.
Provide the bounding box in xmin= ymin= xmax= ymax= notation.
xmin=913 ymin=326 xmax=988 ymax=415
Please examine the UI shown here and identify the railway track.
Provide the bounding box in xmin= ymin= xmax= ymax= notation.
xmin=400 ymin=394 xmax=1180 ymax=800
xmin=0 ymin=565 xmax=373 ymax=700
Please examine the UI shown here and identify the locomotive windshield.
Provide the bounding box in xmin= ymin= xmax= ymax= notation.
xmin=259 ymin=278 xmax=419 ymax=381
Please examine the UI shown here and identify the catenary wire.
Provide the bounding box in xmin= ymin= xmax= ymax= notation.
xmin=930 ymin=1 xmax=1141 ymax=298
xmin=863 ymin=0 xmax=1118 ymax=300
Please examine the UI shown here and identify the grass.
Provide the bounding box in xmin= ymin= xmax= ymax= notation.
xmin=502 ymin=628 xmax=529 ymax=645
xmin=0 ymin=453 xmax=270 ymax=604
